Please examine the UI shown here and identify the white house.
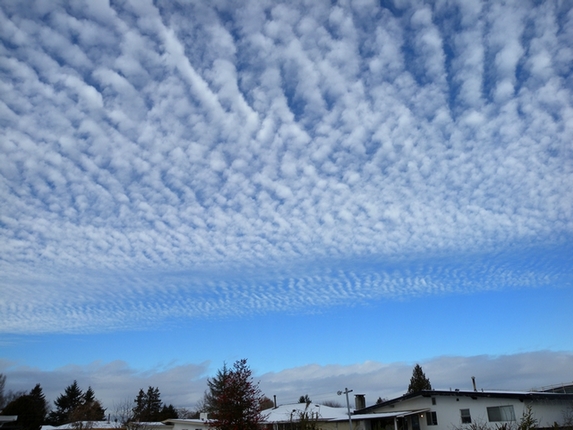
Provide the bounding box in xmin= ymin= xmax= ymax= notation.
xmin=41 ymin=421 xmax=174 ymax=430
xmin=262 ymin=402 xmax=353 ymax=430
xmin=353 ymin=389 xmax=573 ymax=430
xmin=41 ymin=422 xmax=126 ymax=430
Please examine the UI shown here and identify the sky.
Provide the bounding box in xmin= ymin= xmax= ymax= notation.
xmin=1 ymin=0 xmax=572 ymax=415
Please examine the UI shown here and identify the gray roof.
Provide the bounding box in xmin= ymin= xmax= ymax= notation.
xmin=355 ymin=389 xmax=573 ymax=414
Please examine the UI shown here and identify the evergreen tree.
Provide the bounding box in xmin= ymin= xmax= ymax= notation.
xmin=133 ymin=389 xmax=147 ymax=421
xmin=84 ymin=387 xmax=96 ymax=404
xmin=83 ymin=387 xmax=106 ymax=421
xmin=298 ymin=395 xmax=311 ymax=404
xmin=407 ymin=364 xmax=432 ymax=393
xmin=132 ymin=387 xmax=164 ymax=422
xmin=69 ymin=387 xmax=106 ymax=422
xmin=46 ymin=382 xmax=105 ymax=425
xmin=158 ymin=404 xmax=179 ymax=420
xmin=2 ymin=384 xmax=49 ymax=430
xmin=47 ymin=381 xmax=84 ymax=425
xmin=204 ymin=359 xmax=265 ymax=430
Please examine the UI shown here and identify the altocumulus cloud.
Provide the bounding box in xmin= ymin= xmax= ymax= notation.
xmin=0 ymin=0 xmax=572 ymax=333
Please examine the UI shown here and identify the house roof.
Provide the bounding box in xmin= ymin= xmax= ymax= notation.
xmin=355 ymin=390 xmax=573 ymax=414
xmin=262 ymin=403 xmax=350 ymax=423
xmin=0 ymin=416 xmax=18 ymax=425
xmin=41 ymin=422 xmax=122 ymax=430
xmin=332 ymin=410 xmax=429 ymax=421
xmin=41 ymin=421 xmax=175 ymax=430
xmin=162 ymin=419 xmax=208 ymax=426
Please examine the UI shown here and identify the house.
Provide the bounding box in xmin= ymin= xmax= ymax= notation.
xmin=353 ymin=389 xmax=573 ymax=430
xmin=41 ymin=422 xmax=125 ymax=430
xmin=262 ymin=402 xmax=353 ymax=430
xmin=41 ymin=421 xmax=173 ymax=430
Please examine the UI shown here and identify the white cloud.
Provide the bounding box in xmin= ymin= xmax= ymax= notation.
xmin=0 ymin=0 xmax=572 ymax=333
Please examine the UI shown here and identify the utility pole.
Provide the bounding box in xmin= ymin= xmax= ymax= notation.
xmin=337 ymin=388 xmax=353 ymax=430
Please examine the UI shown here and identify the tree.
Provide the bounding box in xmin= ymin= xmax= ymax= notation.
xmin=204 ymin=359 xmax=266 ymax=430
xmin=113 ymin=399 xmax=135 ymax=426
xmin=299 ymin=395 xmax=311 ymax=404
xmin=158 ymin=404 xmax=179 ymax=420
xmin=2 ymin=384 xmax=49 ymax=430
xmin=0 ymin=373 xmax=26 ymax=410
xmin=175 ymin=408 xmax=197 ymax=419
xmin=407 ymin=364 xmax=432 ymax=393
xmin=132 ymin=386 xmax=177 ymax=422
xmin=47 ymin=381 xmax=84 ymax=425
xmin=0 ymin=373 xmax=6 ymax=410
xmin=47 ymin=381 xmax=105 ymax=425
xmin=133 ymin=387 xmax=160 ymax=422
xmin=70 ymin=387 xmax=105 ymax=422
xmin=259 ymin=396 xmax=274 ymax=411
xmin=518 ymin=405 xmax=538 ymax=430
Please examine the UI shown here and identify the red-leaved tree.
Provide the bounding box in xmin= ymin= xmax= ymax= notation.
xmin=204 ymin=359 xmax=266 ymax=430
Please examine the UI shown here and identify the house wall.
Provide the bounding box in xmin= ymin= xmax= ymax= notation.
xmin=370 ymin=394 xmax=572 ymax=430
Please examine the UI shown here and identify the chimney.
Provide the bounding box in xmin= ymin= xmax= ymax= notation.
xmin=472 ymin=376 xmax=477 ymax=392
xmin=355 ymin=394 xmax=366 ymax=410
xmin=274 ymin=395 xmax=277 ymax=408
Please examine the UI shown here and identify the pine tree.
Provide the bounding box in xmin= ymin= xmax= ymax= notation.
xmin=84 ymin=387 xmax=96 ymax=404
xmin=47 ymin=381 xmax=84 ymax=425
xmin=47 ymin=382 xmax=105 ymax=425
xmin=133 ymin=389 xmax=147 ymax=422
xmin=132 ymin=387 xmax=164 ymax=422
xmin=204 ymin=359 xmax=265 ymax=430
xmin=70 ymin=387 xmax=106 ymax=422
xmin=158 ymin=404 xmax=179 ymax=420
xmin=407 ymin=364 xmax=432 ymax=393
xmin=147 ymin=387 xmax=162 ymax=420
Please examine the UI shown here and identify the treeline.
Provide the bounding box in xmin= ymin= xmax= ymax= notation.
xmin=0 ymin=374 xmax=179 ymax=430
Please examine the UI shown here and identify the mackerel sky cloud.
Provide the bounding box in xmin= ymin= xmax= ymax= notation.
xmin=0 ymin=0 xmax=572 ymax=411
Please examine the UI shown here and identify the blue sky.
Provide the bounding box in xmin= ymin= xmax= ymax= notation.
xmin=1 ymin=0 xmax=572 ymax=413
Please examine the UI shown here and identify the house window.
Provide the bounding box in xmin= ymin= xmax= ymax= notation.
xmin=426 ymin=411 xmax=438 ymax=426
xmin=487 ymin=405 xmax=516 ymax=422
xmin=460 ymin=409 xmax=472 ymax=424
xmin=431 ymin=397 xmax=436 ymax=405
